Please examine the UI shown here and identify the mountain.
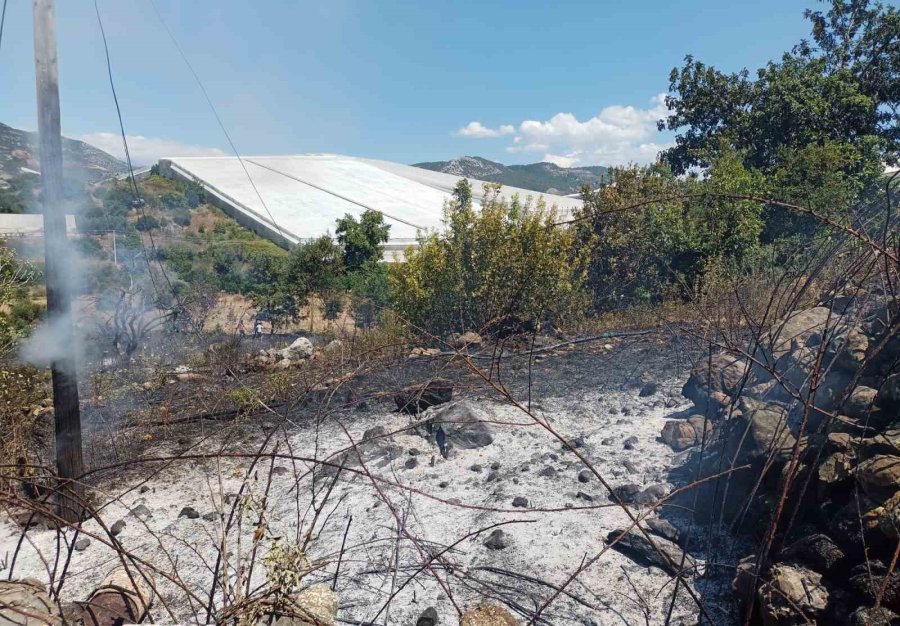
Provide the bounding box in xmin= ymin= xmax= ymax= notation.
xmin=0 ymin=122 xmax=126 ymax=213
xmin=413 ymin=156 xmax=609 ymax=195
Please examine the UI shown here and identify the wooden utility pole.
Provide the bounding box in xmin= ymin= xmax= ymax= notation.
xmin=33 ymin=0 xmax=84 ymax=523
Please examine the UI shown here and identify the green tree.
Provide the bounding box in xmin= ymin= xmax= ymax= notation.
xmin=335 ymin=210 xmax=390 ymax=271
xmin=391 ymin=179 xmax=588 ymax=335
xmin=285 ymin=236 xmax=344 ymax=330
xmin=660 ymin=0 xmax=897 ymax=178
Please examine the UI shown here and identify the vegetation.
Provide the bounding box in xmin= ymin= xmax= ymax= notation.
xmin=0 ymin=246 xmax=42 ymax=353
xmin=390 ymin=180 xmax=588 ymax=335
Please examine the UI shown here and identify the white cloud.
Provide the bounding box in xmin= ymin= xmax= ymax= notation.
xmin=455 ymin=121 xmax=515 ymax=138
xmin=74 ymin=132 xmax=226 ymax=166
xmin=457 ymin=94 xmax=673 ymax=167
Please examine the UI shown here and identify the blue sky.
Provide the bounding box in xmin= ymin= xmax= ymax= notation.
xmin=1 ymin=0 xmax=812 ymax=167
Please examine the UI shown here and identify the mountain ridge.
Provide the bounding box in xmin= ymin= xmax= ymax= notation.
xmin=413 ymin=155 xmax=609 ymax=195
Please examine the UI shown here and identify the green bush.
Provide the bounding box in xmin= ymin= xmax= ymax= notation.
xmin=390 ymin=180 xmax=589 ymax=336
xmin=135 ymin=215 xmax=160 ymax=232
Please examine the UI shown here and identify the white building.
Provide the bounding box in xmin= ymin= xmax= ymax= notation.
xmin=159 ymin=154 xmax=583 ymax=259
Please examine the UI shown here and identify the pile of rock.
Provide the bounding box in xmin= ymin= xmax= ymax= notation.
xmin=251 ymin=337 xmax=316 ymax=370
xmin=664 ymin=293 xmax=900 ymax=623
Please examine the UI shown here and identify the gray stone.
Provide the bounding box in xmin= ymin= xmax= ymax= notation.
xmin=646 ymin=518 xmax=679 ymax=543
xmin=634 ymin=483 xmax=669 ymax=505
xmin=537 ymin=466 xmax=556 ymax=478
xmin=128 ymin=504 xmax=152 ymax=521
xmin=758 ymin=563 xmax=829 ymax=625
xmin=486 ymin=470 xmax=501 ymax=482
xmin=639 ymin=382 xmax=658 ymax=397
xmin=606 ymin=528 xmax=696 ymax=575
xmin=405 ymin=457 xmax=418 ymax=469
xmin=623 ymin=436 xmax=639 ymax=450
xmin=73 ymin=537 xmax=90 ymax=551
xmin=512 ymin=496 xmax=529 ymax=508
xmin=202 ymin=512 xmax=219 ymax=521
xmin=179 ymin=506 xmax=200 ymax=519
xmin=682 ymin=352 xmax=751 ymax=409
xmin=484 ymin=529 xmax=510 ymax=550
xmin=612 ymin=483 xmax=642 ymax=503
xmin=470 ymin=464 xmax=483 ymax=473
xmin=417 ymin=606 xmax=439 ymax=626
xmin=110 ymin=520 xmax=126 ymax=536
xmin=577 ymin=469 xmax=591 ymax=483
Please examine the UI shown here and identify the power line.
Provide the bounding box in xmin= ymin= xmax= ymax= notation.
xmin=147 ymin=0 xmax=288 ymax=243
xmin=92 ymin=0 xmax=183 ymax=312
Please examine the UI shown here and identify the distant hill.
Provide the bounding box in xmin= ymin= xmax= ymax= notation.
xmin=413 ymin=156 xmax=609 ymax=195
xmin=0 ymin=122 xmax=126 ymax=213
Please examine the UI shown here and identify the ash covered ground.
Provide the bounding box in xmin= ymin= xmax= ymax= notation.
xmin=0 ymin=333 xmax=740 ymax=625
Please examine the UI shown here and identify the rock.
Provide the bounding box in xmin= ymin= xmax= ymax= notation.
xmin=845 ymin=385 xmax=878 ymax=419
xmin=271 ymin=465 xmax=289 ymax=476
xmin=687 ymin=416 xmax=713 ymax=445
xmin=128 ymin=504 xmax=152 ymax=521
xmin=835 ymin=325 xmax=869 ymax=372
xmin=623 ymin=460 xmax=639 ymax=474
xmin=417 ymin=607 xmax=439 ymax=626
xmin=634 ymin=483 xmax=669 ymax=505
xmin=395 ymin=378 xmax=454 ymax=414
xmin=732 ymin=555 xmax=758 ymax=605
xmin=857 ymin=455 xmax=900 ymax=500
xmin=682 ymin=352 xmax=751 ymax=409
xmin=460 ymin=603 xmax=519 ymax=626
xmin=484 ymin=529 xmax=510 ymax=550
xmin=0 ymin=579 xmax=61 ymax=625
xmin=420 ymin=401 xmax=494 ymax=455
xmin=849 ymin=560 xmax=900 ymax=612
xmin=512 ymin=496 xmax=529 ymax=508
xmin=780 ymin=533 xmax=846 ymax=577
xmin=179 ymin=506 xmax=200 ymax=519
xmin=725 ymin=398 xmax=795 ymax=466
xmin=661 ymin=420 xmax=698 ymax=451
xmin=278 ymin=337 xmax=314 ymax=361
xmin=767 ymin=307 xmax=833 ymax=362
xmin=575 ymin=491 xmax=594 ymax=502
xmin=537 ymin=466 xmax=556 ymax=478
xmin=606 ymin=528 xmax=697 ymax=575
xmin=757 ymin=563 xmax=828 ymax=626
xmin=486 ymin=470 xmax=501 ymax=482
xmin=639 ymin=382 xmax=658 ymax=397
xmin=849 ymin=606 xmax=899 ymax=626
xmin=74 ymin=537 xmax=91 ymax=552
xmin=323 ymin=339 xmax=343 ymax=354
xmin=612 ymin=483 xmax=642 ymax=503
xmin=362 ymin=426 xmax=386 ymax=441
xmin=404 ymin=457 xmax=418 ymax=469
xmin=202 ymin=512 xmax=219 ymax=522
xmin=451 ymin=331 xmax=483 ymax=350
xmin=817 ymin=453 xmax=854 ymax=495
xmin=110 ymin=520 xmax=126 ymax=536
xmin=577 ymin=469 xmax=591 ymax=483
xmin=623 ymin=436 xmax=639 ymax=450
xmin=877 ymin=373 xmax=900 ymax=411
xmin=646 ymin=517 xmax=679 ymax=543
xmin=491 ymin=461 xmax=501 ymax=470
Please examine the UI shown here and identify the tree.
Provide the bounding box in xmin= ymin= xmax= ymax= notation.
xmin=335 ymin=210 xmax=390 ymax=271
xmin=285 ymin=236 xmax=344 ymax=330
xmin=135 ymin=215 xmax=160 ymax=232
xmin=391 ymin=180 xmax=588 ymax=335
xmin=659 ymin=0 xmax=898 ymax=178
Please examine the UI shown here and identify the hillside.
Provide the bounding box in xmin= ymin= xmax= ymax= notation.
xmin=413 ymin=156 xmax=609 ymax=195
xmin=0 ymin=122 xmax=126 ymax=213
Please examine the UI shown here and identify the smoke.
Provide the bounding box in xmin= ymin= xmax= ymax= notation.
xmin=19 ymin=312 xmax=85 ymax=368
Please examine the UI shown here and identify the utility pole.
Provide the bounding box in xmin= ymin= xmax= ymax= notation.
xmin=33 ymin=0 xmax=84 ymax=523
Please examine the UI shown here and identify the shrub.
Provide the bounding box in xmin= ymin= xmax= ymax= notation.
xmin=135 ymin=215 xmax=160 ymax=232
xmin=390 ymin=180 xmax=589 ymax=336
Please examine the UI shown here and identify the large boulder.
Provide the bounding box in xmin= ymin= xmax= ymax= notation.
xmin=845 ymin=385 xmax=878 ymax=419
xmin=877 ymin=373 xmax=900 ymax=412
xmin=849 ymin=560 xmax=900 ymax=613
xmin=779 ymin=533 xmax=847 ymax=577
xmin=605 ymin=528 xmax=697 ymax=575
xmin=757 ymin=563 xmax=829 ymax=626
xmin=277 ymin=337 xmax=314 ymax=361
xmin=660 ymin=420 xmax=697 ymax=452
xmin=766 ymin=307 xmax=833 ymax=363
xmin=725 ymin=398 xmax=796 ymax=466
xmin=395 ymin=378 xmax=454 ymax=414
xmin=78 ymin=568 xmax=154 ymax=626
xmin=857 ymin=455 xmax=900 ymax=501
xmin=682 ymin=352 xmax=751 ymax=409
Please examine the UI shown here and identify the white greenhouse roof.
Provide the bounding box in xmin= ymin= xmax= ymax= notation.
xmin=0 ymin=214 xmax=76 ymax=237
xmin=159 ymin=155 xmax=583 ymax=257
